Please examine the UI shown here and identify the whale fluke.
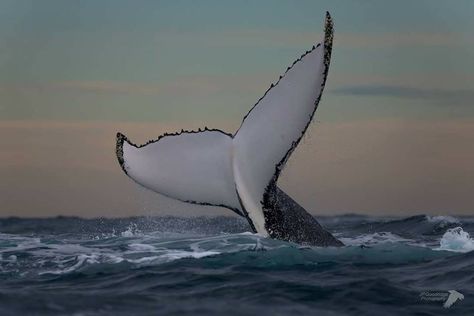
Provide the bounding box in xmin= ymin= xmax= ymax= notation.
xmin=116 ymin=12 xmax=343 ymax=246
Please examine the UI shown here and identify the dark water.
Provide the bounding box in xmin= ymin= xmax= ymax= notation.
xmin=1 ymin=215 xmax=473 ymax=315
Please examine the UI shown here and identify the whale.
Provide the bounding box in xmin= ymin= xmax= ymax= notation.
xmin=116 ymin=12 xmax=343 ymax=247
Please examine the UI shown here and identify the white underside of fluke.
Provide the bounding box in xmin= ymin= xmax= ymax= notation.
xmin=120 ymin=130 xmax=241 ymax=212
xmin=116 ymin=13 xmax=334 ymax=236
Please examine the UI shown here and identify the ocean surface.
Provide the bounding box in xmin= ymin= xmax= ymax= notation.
xmin=1 ymin=215 xmax=473 ymax=316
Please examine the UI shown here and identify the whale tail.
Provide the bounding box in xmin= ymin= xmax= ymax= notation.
xmin=116 ymin=12 xmax=342 ymax=246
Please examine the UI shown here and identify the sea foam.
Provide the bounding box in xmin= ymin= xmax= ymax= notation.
xmin=437 ymin=227 xmax=474 ymax=253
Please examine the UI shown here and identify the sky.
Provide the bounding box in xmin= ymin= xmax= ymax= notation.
xmin=0 ymin=0 xmax=473 ymax=217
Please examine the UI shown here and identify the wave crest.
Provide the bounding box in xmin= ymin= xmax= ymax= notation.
xmin=438 ymin=227 xmax=474 ymax=253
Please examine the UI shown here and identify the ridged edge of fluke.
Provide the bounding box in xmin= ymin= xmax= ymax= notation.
xmin=116 ymin=132 xmax=128 ymax=175
xmin=115 ymin=128 xmax=232 ymax=173
xmin=262 ymin=12 xmax=334 ymax=234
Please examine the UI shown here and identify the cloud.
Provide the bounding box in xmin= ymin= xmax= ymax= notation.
xmin=0 ymin=75 xmax=270 ymax=97
xmin=194 ymin=30 xmax=470 ymax=49
xmin=333 ymin=32 xmax=470 ymax=48
xmin=331 ymin=85 xmax=474 ymax=103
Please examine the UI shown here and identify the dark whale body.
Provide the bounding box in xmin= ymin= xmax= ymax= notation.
xmin=264 ymin=186 xmax=343 ymax=246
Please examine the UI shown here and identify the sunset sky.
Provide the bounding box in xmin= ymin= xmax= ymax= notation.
xmin=1 ymin=0 xmax=473 ymax=217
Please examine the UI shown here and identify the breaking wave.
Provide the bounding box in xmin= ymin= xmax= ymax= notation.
xmin=437 ymin=227 xmax=474 ymax=253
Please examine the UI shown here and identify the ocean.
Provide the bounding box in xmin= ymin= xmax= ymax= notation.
xmin=0 ymin=215 xmax=473 ymax=315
